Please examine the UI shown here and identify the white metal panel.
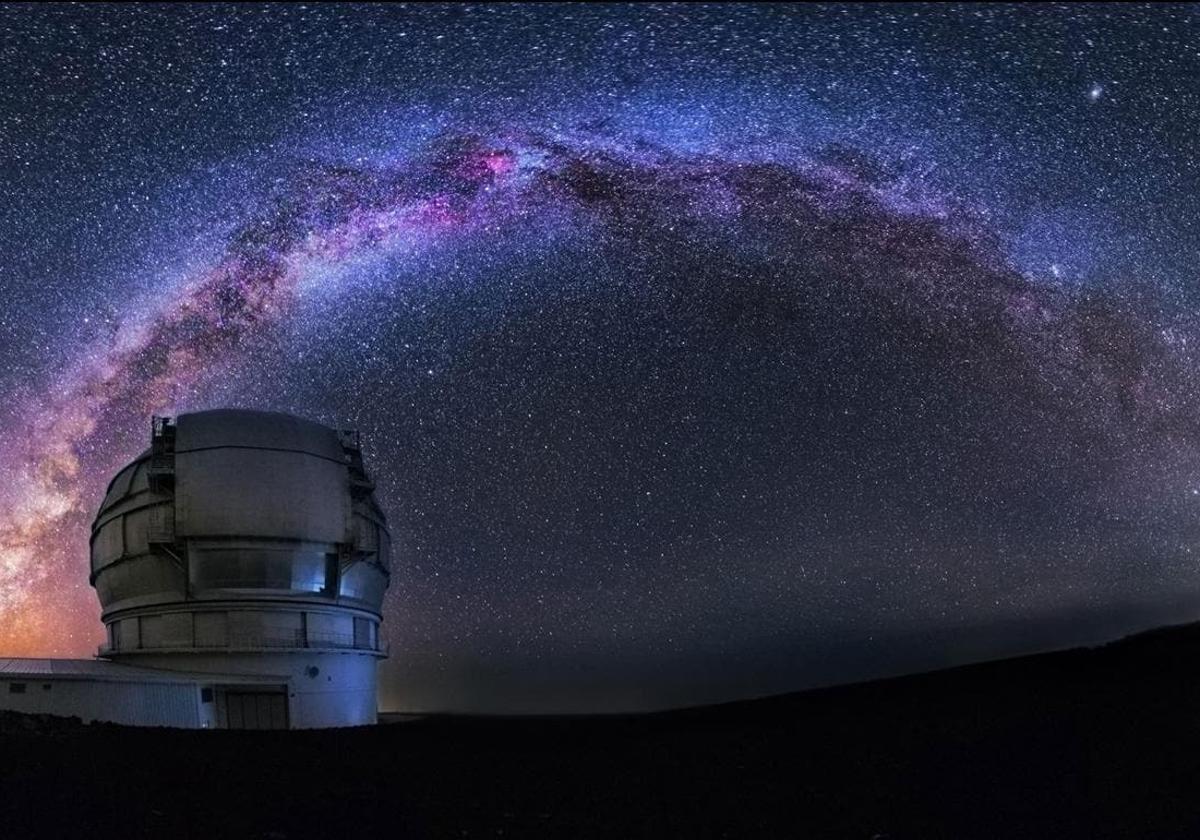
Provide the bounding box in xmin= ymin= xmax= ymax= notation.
xmin=227 ymin=610 xmax=303 ymax=647
xmin=0 ymin=678 xmax=201 ymax=728
xmin=176 ymin=409 xmax=346 ymax=461
xmin=117 ymin=617 xmax=139 ymax=649
xmin=93 ymin=519 xmax=123 ymax=566
xmin=307 ymin=611 xmax=353 ymax=646
xmin=124 ymin=506 xmax=153 ymax=555
xmin=101 ymin=462 xmax=137 ymax=509
xmin=194 ymin=612 xmax=228 ymax=647
xmin=141 ymin=613 xmax=192 ymax=648
xmin=175 ymin=448 xmax=347 ymax=541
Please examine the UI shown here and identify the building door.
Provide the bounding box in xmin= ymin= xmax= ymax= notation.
xmin=221 ymin=690 xmax=289 ymax=729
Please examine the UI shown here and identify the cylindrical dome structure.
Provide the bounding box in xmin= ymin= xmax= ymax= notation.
xmin=90 ymin=409 xmax=392 ymax=728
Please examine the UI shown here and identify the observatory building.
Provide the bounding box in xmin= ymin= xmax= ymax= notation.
xmin=0 ymin=410 xmax=392 ymax=729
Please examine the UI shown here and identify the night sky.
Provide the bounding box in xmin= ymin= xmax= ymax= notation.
xmin=1 ymin=4 xmax=1199 ymax=713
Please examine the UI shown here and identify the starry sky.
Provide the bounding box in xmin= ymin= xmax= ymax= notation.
xmin=1 ymin=3 xmax=1199 ymax=713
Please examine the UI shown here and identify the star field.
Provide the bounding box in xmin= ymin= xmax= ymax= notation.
xmin=1 ymin=4 xmax=1199 ymax=712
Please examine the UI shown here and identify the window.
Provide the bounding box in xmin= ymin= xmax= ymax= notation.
xmin=8 ymin=683 xmax=26 ymax=694
xmin=42 ymin=684 xmax=51 ymax=691
xmin=201 ymin=687 xmax=214 ymax=703
xmin=189 ymin=548 xmax=330 ymax=593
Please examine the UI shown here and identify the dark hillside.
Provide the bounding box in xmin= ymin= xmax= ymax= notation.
xmin=6 ymin=625 xmax=1200 ymax=839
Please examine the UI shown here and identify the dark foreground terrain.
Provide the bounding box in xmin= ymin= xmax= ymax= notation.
xmin=7 ymin=625 xmax=1200 ymax=839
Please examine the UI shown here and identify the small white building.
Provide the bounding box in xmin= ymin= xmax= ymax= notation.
xmin=0 ymin=409 xmax=393 ymax=730
xmin=0 ymin=658 xmax=281 ymax=728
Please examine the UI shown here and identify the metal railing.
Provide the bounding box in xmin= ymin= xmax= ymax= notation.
xmin=99 ymin=629 xmax=388 ymax=656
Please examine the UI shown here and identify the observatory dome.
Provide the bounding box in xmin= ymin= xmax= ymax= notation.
xmin=89 ymin=409 xmax=392 ymax=727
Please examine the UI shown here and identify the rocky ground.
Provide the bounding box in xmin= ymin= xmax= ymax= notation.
xmin=6 ymin=624 xmax=1200 ymax=838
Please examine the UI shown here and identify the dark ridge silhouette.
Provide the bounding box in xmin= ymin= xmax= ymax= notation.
xmin=6 ymin=621 xmax=1200 ymax=839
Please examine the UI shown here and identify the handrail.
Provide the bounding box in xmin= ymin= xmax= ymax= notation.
xmin=98 ymin=630 xmax=388 ymax=656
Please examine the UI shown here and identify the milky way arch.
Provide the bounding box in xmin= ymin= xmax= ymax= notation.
xmin=0 ymin=121 xmax=1193 ymax=658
